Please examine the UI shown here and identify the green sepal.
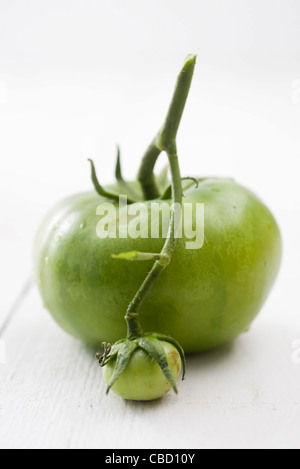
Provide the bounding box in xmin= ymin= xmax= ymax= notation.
xmin=106 ymin=340 xmax=138 ymax=395
xmin=115 ymin=148 xmax=141 ymax=201
xmin=115 ymin=146 xmax=124 ymax=183
xmin=137 ymin=337 xmax=178 ymax=394
xmin=147 ymin=333 xmax=186 ymax=380
xmin=96 ymin=340 xmax=125 ymax=367
xmin=159 ymin=184 xmax=172 ymax=200
xmin=182 ymin=177 xmax=199 ymax=188
xmin=159 ymin=177 xmax=199 ymax=200
xmin=88 ymin=159 xmax=136 ymax=204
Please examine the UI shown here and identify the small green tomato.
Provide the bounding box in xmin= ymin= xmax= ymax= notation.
xmin=96 ymin=334 xmax=185 ymax=401
xmin=102 ymin=341 xmax=181 ymax=401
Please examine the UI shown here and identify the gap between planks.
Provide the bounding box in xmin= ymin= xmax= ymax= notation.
xmin=0 ymin=277 xmax=34 ymax=337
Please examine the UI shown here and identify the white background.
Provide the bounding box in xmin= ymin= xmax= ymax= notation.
xmin=0 ymin=0 xmax=300 ymax=449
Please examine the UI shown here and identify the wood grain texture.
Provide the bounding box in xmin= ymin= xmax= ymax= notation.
xmin=0 ymin=285 xmax=299 ymax=449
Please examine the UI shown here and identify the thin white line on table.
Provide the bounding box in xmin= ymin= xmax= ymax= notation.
xmin=0 ymin=277 xmax=34 ymax=337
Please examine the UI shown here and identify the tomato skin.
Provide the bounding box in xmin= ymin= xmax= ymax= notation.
xmin=34 ymin=178 xmax=282 ymax=353
xmin=102 ymin=341 xmax=181 ymax=401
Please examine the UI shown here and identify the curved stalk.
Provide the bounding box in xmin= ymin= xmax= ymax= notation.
xmin=137 ymin=54 xmax=197 ymax=200
xmin=126 ymin=55 xmax=197 ymax=338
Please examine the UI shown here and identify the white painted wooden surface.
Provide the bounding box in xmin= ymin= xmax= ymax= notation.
xmin=0 ymin=271 xmax=299 ymax=450
xmin=0 ymin=207 xmax=300 ymax=449
xmin=1 ymin=0 xmax=300 ymax=449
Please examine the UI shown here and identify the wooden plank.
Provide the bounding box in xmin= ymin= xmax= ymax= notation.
xmin=0 ymin=285 xmax=299 ymax=449
xmin=0 ymin=240 xmax=32 ymax=328
xmin=0 ymin=277 xmax=33 ymax=336
xmin=0 ymin=190 xmax=38 ymax=329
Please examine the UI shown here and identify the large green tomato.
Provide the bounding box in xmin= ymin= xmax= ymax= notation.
xmin=34 ymin=177 xmax=281 ymax=353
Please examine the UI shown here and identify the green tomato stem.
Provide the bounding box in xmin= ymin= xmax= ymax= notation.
xmin=137 ymin=141 xmax=161 ymax=200
xmin=137 ymin=54 xmax=197 ymax=200
xmin=126 ymin=55 xmax=197 ymax=339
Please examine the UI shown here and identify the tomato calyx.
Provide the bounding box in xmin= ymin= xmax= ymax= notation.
xmin=88 ymin=158 xmax=138 ymax=205
xmin=159 ymin=177 xmax=199 ymax=200
xmin=96 ymin=332 xmax=186 ymax=395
